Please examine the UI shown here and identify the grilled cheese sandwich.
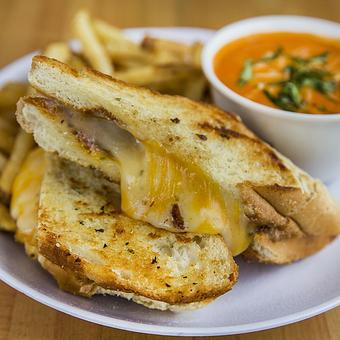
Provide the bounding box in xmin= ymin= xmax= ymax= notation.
xmin=16 ymin=56 xmax=340 ymax=264
xmin=35 ymin=98 xmax=250 ymax=255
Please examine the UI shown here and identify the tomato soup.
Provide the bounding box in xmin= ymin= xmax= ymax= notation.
xmin=214 ymin=32 xmax=340 ymax=114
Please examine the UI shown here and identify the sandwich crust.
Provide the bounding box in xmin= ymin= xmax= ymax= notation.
xmin=243 ymin=233 xmax=334 ymax=264
xmin=38 ymin=255 xmax=214 ymax=311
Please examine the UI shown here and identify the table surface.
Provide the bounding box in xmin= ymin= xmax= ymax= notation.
xmin=0 ymin=0 xmax=339 ymax=339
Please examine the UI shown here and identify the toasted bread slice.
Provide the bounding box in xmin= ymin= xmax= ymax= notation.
xmin=37 ymin=154 xmax=237 ymax=310
xmin=17 ymin=56 xmax=340 ymax=263
xmin=242 ymin=233 xmax=334 ymax=264
xmin=25 ymin=57 xmax=299 ymax=187
xmin=38 ymin=255 xmax=213 ymax=311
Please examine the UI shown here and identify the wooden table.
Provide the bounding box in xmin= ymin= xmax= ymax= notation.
xmin=0 ymin=0 xmax=339 ymax=339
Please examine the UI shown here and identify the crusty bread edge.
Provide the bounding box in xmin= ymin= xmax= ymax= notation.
xmin=38 ymin=223 xmax=238 ymax=306
xmin=243 ymin=233 xmax=335 ymax=264
xmin=38 ymin=255 xmax=213 ymax=311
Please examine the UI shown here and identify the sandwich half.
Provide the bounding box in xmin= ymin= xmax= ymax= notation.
xmin=16 ymin=56 xmax=340 ymax=264
xmin=11 ymin=148 xmax=237 ymax=311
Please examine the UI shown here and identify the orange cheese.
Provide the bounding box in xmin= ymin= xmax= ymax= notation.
xmin=68 ymin=111 xmax=250 ymax=255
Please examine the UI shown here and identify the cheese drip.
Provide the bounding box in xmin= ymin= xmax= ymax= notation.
xmin=66 ymin=108 xmax=251 ymax=255
xmin=120 ymin=142 xmax=250 ymax=255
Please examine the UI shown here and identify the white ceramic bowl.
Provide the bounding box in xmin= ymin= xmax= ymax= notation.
xmin=202 ymin=16 xmax=340 ymax=183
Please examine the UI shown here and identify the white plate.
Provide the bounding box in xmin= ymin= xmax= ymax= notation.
xmin=0 ymin=27 xmax=340 ymax=337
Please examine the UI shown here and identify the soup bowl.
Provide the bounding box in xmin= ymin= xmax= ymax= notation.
xmin=202 ymin=16 xmax=340 ymax=183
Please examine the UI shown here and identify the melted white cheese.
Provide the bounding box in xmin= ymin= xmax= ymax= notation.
xmin=65 ymin=108 xmax=251 ymax=255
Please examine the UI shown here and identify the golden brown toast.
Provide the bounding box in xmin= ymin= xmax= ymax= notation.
xmin=37 ymin=154 xmax=237 ymax=310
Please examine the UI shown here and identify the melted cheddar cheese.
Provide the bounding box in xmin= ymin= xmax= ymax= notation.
xmin=121 ymin=142 xmax=250 ymax=255
xmin=68 ymin=110 xmax=251 ymax=255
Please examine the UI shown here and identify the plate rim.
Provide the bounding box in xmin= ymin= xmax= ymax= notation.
xmin=1 ymin=262 xmax=339 ymax=337
xmin=0 ymin=26 xmax=339 ymax=337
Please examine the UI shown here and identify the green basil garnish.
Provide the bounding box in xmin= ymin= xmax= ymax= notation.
xmin=262 ymin=50 xmax=337 ymax=111
xmin=236 ymin=47 xmax=337 ymax=112
xmin=237 ymin=59 xmax=253 ymax=86
xmin=258 ymin=47 xmax=283 ymax=62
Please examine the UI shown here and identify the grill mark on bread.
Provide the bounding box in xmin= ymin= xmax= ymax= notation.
xmin=266 ymin=150 xmax=287 ymax=171
xmin=198 ymin=101 xmax=240 ymax=122
xmin=68 ymin=177 xmax=90 ymax=191
xmin=25 ymin=97 xmax=124 ymax=158
xmin=170 ymin=117 xmax=180 ymax=124
xmin=175 ymin=234 xmax=193 ymax=243
xmin=25 ymin=96 xmax=63 ymax=116
xmin=265 ymin=183 xmax=299 ymax=192
xmin=199 ymin=122 xmax=247 ymax=140
xmin=148 ymin=232 xmax=161 ymax=239
xmin=81 ymin=107 xmax=122 ymax=126
xmin=26 ymin=96 xmax=124 ymax=128
xmin=199 ymin=121 xmax=288 ymax=171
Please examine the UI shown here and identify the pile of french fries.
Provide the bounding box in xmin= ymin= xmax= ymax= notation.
xmin=0 ymin=10 xmax=209 ymax=234
xmin=67 ymin=10 xmax=207 ymax=100
xmin=0 ymin=83 xmax=34 ymax=232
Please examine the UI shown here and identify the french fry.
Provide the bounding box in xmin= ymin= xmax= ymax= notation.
xmin=115 ymin=64 xmax=196 ymax=84
xmin=105 ymin=40 xmax=150 ymax=65
xmin=141 ymin=37 xmax=204 ymax=69
xmin=73 ymin=10 xmax=114 ymax=75
xmin=70 ymin=12 xmax=208 ymax=100
xmin=0 ymin=83 xmax=27 ymax=114
xmin=141 ymin=37 xmax=194 ymax=65
xmin=115 ymin=63 xmax=207 ymax=99
xmin=68 ymin=53 xmax=89 ymax=70
xmin=0 ymin=131 xmax=34 ymax=203
xmin=0 ymin=115 xmax=18 ymax=135
xmin=115 ymin=65 xmax=163 ymax=85
xmin=0 ymin=128 xmax=15 ymax=155
xmin=190 ymin=42 xmax=204 ymax=67
xmin=44 ymin=42 xmax=72 ymax=63
xmin=26 ymin=86 xmax=38 ymax=96
xmin=183 ymin=73 xmax=207 ymax=101
xmin=94 ymin=19 xmax=149 ymax=63
xmin=0 ymin=202 xmax=16 ymax=232
xmin=93 ymin=19 xmax=128 ymax=42
xmin=0 ymin=153 xmax=7 ymax=173
xmin=26 ymin=42 xmax=73 ymax=97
